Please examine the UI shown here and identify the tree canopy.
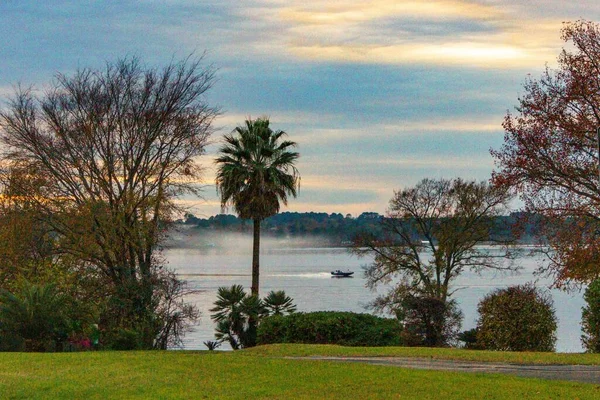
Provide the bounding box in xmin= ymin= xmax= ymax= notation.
xmin=0 ymin=56 xmax=217 ymax=348
xmin=215 ymin=118 xmax=300 ymax=220
xmin=492 ymin=20 xmax=600 ymax=287
xmin=355 ymin=178 xmax=516 ymax=305
xmin=354 ymin=178 xmax=516 ymax=345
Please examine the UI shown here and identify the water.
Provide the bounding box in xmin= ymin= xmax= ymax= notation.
xmin=166 ymin=246 xmax=585 ymax=352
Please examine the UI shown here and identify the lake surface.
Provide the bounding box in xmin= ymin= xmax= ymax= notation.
xmin=166 ymin=246 xmax=585 ymax=352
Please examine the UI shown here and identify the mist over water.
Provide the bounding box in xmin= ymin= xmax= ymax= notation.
xmin=166 ymin=226 xmax=334 ymax=253
xmin=165 ymin=230 xmax=585 ymax=352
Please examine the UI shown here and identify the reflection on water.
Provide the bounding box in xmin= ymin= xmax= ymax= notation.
xmin=166 ymin=246 xmax=584 ymax=352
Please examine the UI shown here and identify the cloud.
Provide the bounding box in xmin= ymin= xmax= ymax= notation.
xmin=213 ymin=111 xmax=343 ymax=132
xmin=290 ymin=119 xmax=502 ymax=148
xmin=219 ymin=0 xmax=566 ymax=69
xmin=2 ymin=0 xmax=596 ymax=217
xmin=279 ymin=0 xmax=501 ymax=24
xmin=287 ymin=43 xmax=541 ymax=68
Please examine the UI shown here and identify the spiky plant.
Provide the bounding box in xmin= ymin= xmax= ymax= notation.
xmin=210 ymin=285 xmax=267 ymax=349
xmin=263 ymin=290 xmax=297 ymax=316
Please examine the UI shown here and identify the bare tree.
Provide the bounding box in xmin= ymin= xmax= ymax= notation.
xmin=353 ymin=178 xmax=517 ymax=345
xmin=0 ymin=56 xmax=218 ymax=348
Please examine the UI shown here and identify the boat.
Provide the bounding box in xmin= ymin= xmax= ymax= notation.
xmin=331 ymin=269 xmax=354 ymax=277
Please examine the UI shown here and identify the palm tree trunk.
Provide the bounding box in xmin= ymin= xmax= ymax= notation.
xmin=251 ymin=218 xmax=261 ymax=295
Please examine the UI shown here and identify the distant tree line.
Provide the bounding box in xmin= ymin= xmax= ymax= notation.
xmin=180 ymin=211 xmax=544 ymax=246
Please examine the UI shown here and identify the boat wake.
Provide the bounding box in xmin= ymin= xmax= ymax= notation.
xmin=178 ymin=273 xmax=250 ymax=277
xmin=268 ymin=272 xmax=332 ymax=279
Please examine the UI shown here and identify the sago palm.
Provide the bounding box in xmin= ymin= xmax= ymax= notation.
xmin=215 ymin=118 xmax=300 ymax=295
xmin=210 ymin=285 xmax=267 ymax=349
xmin=263 ymin=290 xmax=297 ymax=316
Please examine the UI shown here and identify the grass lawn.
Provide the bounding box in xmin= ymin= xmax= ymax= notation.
xmin=0 ymin=346 xmax=599 ymax=399
xmin=245 ymin=343 xmax=600 ymax=365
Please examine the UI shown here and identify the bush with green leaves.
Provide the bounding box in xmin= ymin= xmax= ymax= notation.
xmin=457 ymin=328 xmax=481 ymax=349
xmin=257 ymin=311 xmax=402 ymax=346
xmin=582 ymin=279 xmax=600 ymax=352
xmin=397 ymin=296 xmax=463 ymax=347
xmin=0 ymin=281 xmax=73 ymax=351
xmin=210 ymin=285 xmax=296 ymax=349
xmin=476 ymin=284 xmax=557 ymax=352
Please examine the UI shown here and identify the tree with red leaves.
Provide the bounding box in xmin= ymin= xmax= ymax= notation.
xmin=492 ymin=20 xmax=600 ymax=287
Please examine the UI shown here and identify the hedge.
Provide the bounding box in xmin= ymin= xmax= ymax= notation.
xmin=257 ymin=311 xmax=402 ymax=346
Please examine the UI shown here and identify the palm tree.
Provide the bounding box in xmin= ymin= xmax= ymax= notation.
xmin=215 ymin=118 xmax=300 ymax=295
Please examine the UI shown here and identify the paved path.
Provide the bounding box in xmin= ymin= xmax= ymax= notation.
xmin=289 ymin=356 xmax=600 ymax=384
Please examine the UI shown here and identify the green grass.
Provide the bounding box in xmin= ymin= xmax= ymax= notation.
xmin=246 ymin=343 xmax=600 ymax=365
xmin=0 ymin=347 xmax=599 ymax=399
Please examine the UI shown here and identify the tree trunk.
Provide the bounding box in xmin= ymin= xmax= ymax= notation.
xmin=251 ymin=218 xmax=261 ymax=295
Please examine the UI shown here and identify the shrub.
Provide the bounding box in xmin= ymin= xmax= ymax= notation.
xmin=0 ymin=282 xmax=72 ymax=351
xmin=0 ymin=329 xmax=24 ymax=351
xmin=457 ymin=328 xmax=481 ymax=349
xmin=476 ymin=284 xmax=557 ymax=352
xmin=210 ymin=285 xmax=266 ymax=349
xmin=397 ymin=296 xmax=463 ymax=347
xmin=106 ymin=329 xmax=144 ymax=350
xmin=257 ymin=311 xmax=402 ymax=346
xmin=582 ymin=279 xmax=600 ymax=352
xmin=210 ymin=285 xmax=297 ymax=349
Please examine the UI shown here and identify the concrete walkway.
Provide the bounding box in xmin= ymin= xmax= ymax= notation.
xmin=290 ymin=356 xmax=600 ymax=384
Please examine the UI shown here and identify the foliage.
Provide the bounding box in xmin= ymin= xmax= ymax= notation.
xmin=397 ymin=296 xmax=463 ymax=347
xmin=0 ymin=281 xmax=74 ymax=351
xmin=210 ymin=285 xmax=298 ymax=349
xmin=203 ymin=340 xmax=221 ymax=351
xmin=152 ymin=271 xmax=200 ymax=350
xmin=263 ymin=290 xmax=297 ymax=316
xmin=0 ymin=175 xmax=102 ymax=341
xmin=215 ymin=118 xmax=300 ymax=221
xmin=355 ymin=178 xmax=515 ymax=306
xmin=210 ymin=285 xmax=267 ymax=349
xmin=0 ymin=56 xmax=214 ymax=348
xmin=215 ymin=117 xmax=300 ymax=295
xmin=0 ymin=171 xmax=57 ymax=290
xmin=353 ymin=178 xmax=515 ymax=347
xmin=457 ymin=328 xmax=481 ymax=350
xmin=257 ymin=311 xmax=402 ymax=346
xmin=107 ymin=329 xmax=144 ymax=351
xmin=582 ymin=279 xmax=600 ymax=352
xmin=491 ymin=20 xmax=600 ymax=287
xmin=102 ymin=273 xmax=199 ymax=350
xmin=476 ymin=284 xmax=557 ymax=352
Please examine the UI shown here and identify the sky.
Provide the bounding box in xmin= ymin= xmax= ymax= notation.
xmin=1 ymin=1 xmax=599 ymax=217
